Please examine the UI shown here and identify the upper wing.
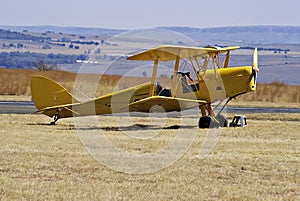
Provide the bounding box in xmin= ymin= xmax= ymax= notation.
xmin=126 ymin=45 xmax=240 ymax=61
xmin=128 ymin=96 xmax=206 ymax=112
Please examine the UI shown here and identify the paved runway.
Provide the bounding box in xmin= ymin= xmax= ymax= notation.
xmin=1 ymin=101 xmax=299 ymax=115
xmin=0 ymin=101 xmax=35 ymax=114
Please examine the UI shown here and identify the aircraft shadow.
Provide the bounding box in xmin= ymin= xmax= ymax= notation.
xmin=27 ymin=123 xmax=55 ymax=126
xmin=61 ymin=124 xmax=195 ymax=131
xmin=27 ymin=122 xmax=195 ymax=131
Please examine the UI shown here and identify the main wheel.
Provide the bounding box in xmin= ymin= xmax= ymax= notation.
xmin=198 ymin=116 xmax=216 ymax=128
xmin=216 ymin=114 xmax=228 ymax=127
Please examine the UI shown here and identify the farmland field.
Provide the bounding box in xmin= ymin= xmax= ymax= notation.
xmin=1 ymin=113 xmax=299 ymax=200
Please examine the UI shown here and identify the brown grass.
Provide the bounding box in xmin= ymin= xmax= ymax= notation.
xmin=235 ymin=82 xmax=300 ymax=103
xmin=0 ymin=113 xmax=299 ymax=200
xmin=0 ymin=68 xmax=299 ymax=103
xmin=0 ymin=68 xmax=148 ymax=98
xmin=0 ymin=68 xmax=76 ymax=96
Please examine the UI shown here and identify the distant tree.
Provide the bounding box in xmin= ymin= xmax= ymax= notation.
xmin=42 ymin=43 xmax=51 ymax=49
xmin=177 ymin=41 xmax=185 ymax=45
xmin=33 ymin=60 xmax=60 ymax=71
xmin=61 ymin=37 xmax=71 ymax=42
xmin=0 ymin=51 xmax=88 ymax=69
xmin=17 ymin=43 xmax=24 ymax=48
xmin=95 ymin=48 xmax=101 ymax=54
xmin=142 ymin=71 xmax=147 ymax=77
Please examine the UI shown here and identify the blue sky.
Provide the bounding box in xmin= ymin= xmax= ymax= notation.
xmin=1 ymin=0 xmax=299 ymax=29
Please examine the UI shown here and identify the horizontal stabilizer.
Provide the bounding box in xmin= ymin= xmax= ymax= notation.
xmin=34 ymin=103 xmax=80 ymax=118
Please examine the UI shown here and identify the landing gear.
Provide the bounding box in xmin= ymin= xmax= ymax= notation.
xmin=198 ymin=116 xmax=216 ymax=128
xmin=50 ymin=110 xmax=60 ymax=125
xmin=198 ymin=115 xmax=228 ymax=128
xmin=198 ymin=99 xmax=231 ymax=129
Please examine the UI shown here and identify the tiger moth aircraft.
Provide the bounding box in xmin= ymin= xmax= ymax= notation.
xmin=31 ymin=45 xmax=259 ymax=128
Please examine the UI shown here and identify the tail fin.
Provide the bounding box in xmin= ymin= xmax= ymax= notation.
xmin=31 ymin=76 xmax=79 ymax=110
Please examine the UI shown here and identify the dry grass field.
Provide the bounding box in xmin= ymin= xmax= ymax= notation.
xmin=0 ymin=68 xmax=299 ymax=200
xmin=0 ymin=112 xmax=299 ymax=200
xmin=0 ymin=68 xmax=149 ymax=98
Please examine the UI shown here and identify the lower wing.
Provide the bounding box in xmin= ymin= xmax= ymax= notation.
xmin=129 ymin=96 xmax=207 ymax=112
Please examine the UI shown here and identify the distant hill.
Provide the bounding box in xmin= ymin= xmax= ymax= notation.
xmin=0 ymin=25 xmax=126 ymax=36
xmin=1 ymin=25 xmax=300 ymax=43
xmin=0 ymin=29 xmax=48 ymax=41
xmin=159 ymin=26 xmax=300 ymax=44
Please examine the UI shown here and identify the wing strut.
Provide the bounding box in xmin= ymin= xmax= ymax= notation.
xmin=150 ymin=57 xmax=159 ymax=96
xmin=171 ymin=56 xmax=180 ymax=96
xmin=216 ymin=97 xmax=233 ymax=117
xmin=223 ymin=51 xmax=230 ymax=68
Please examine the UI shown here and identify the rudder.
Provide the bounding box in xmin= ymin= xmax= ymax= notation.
xmin=31 ymin=76 xmax=79 ymax=110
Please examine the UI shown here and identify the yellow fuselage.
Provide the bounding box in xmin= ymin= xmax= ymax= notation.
xmin=173 ymin=66 xmax=255 ymax=102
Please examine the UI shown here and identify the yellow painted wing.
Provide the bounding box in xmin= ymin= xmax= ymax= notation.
xmin=128 ymin=96 xmax=206 ymax=112
xmin=127 ymin=45 xmax=240 ymax=61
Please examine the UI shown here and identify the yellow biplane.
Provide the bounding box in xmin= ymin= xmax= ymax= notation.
xmin=31 ymin=45 xmax=258 ymax=128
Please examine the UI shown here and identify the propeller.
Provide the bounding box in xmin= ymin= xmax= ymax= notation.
xmin=253 ymin=47 xmax=259 ymax=73
xmin=252 ymin=47 xmax=259 ymax=90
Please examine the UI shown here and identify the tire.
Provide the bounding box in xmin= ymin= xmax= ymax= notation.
xmin=216 ymin=114 xmax=228 ymax=127
xmin=198 ymin=116 xmax=216 ymax=128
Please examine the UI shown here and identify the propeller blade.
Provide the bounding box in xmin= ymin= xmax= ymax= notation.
xmin=253 ymin=47 xmax=259 ymax=73
xmin=252 ymin=47 xmax=259 ymax=91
